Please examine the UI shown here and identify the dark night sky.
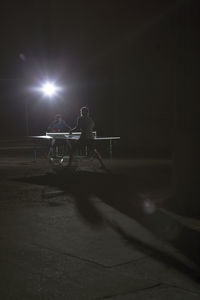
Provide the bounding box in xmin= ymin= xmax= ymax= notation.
xmin=0 ymin=0 xmax=199 ymax=155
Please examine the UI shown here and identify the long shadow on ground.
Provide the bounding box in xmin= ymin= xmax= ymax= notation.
xmin=17 ymin=168 xmax=200 ymax=281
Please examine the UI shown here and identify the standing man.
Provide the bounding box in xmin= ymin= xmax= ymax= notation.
xmin=68 ymin=107 xmax=106 ymax=169
xmin=47 ymin=114 xmax=71 ymax=158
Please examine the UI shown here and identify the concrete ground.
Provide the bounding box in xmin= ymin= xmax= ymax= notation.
xmin=0 ymin=155 xmax=199 ymax=299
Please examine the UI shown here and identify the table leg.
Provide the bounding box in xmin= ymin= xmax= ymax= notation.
xmin=109 ymin=140 xmax=112 ymax=159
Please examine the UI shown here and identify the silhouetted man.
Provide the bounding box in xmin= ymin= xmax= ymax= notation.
xmin=68 ymin=107 xmax=106 ymax=169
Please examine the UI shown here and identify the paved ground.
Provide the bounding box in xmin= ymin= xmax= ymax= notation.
xmin=0 ymin=156 xmax=199 ymax=299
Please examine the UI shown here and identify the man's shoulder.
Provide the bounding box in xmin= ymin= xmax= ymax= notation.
xmin=78 ymin=116 xmax=94 ymax=123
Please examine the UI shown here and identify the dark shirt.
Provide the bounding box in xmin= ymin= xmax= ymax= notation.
xmin=74 ymin=116 xmax=95 ymax=139
xmin=47 ymin=120 xmax=70 ymax=132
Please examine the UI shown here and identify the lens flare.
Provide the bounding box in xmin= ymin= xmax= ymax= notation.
xmin=41 ymin=82 xmax=59 ymax=97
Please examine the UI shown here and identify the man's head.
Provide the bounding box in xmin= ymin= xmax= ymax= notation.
xmin=55 ymin=114 xmax=62 ymax=122
xmin=80 ymin=107 xmax=89 ymax=117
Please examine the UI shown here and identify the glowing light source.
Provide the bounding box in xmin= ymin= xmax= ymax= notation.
xmin=143 ymin=199 xmax=156 ymax=214
xmin=40 ymin=82 xmax=59 ymax=97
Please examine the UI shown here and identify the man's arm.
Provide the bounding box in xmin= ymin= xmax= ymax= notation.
xmin=70 ymin=117 xmax=80 ymax=133
xmin=62 ymin=120 xmax=71 ymax=132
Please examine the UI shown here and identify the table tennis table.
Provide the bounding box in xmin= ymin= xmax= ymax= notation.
xmin=31 ymin=132 xmax=120 ymax=159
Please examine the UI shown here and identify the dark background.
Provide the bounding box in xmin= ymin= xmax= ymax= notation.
xmin=0 ymin=0 xmax=199 ymax=157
